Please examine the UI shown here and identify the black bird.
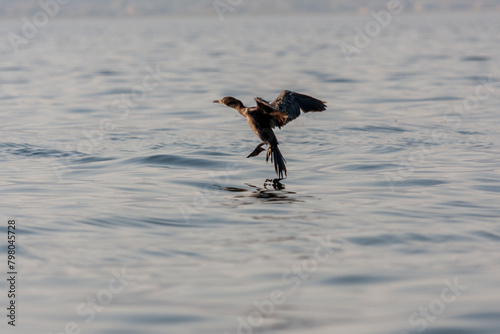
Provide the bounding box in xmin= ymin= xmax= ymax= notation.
xmin=213 ymin=90 xmax=326 ymax=179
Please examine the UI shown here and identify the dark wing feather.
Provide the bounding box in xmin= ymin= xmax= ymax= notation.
xmin=254 ymin=97 xmax=288 ymax=128
xmin=271 ymin=90 xmax=327 ymax=125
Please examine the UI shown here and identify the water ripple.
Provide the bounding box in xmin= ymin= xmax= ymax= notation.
xmin=474 ymin=185 xmax=500 ymax=193
xmin=345 ymin=125 xmax=407 ymax=133
xmin=0 ymin=143 xmax=72 ymax=158
xmin=125 ymin=154 xmax=225 ymax=168
xmin=473 ymin=230 xmax=500 ymax=241
xmin=372 ymin=179 xmax=447 ymax=187
xmin=321 ymin=274 xmax=395 ymax=286
xmin=339 ymin=163 xmax=398 ymax=171
xmin=462 ymin=55 xmax=490 ymax=62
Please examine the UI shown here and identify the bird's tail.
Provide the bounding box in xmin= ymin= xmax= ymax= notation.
xmin=266 ymin=145 xmax=287 ymax=179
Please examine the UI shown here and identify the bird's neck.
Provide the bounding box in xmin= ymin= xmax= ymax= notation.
xmin=232 ymin=101 xmax=246 ymax=113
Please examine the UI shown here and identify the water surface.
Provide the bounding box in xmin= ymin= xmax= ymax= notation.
xmin=1 ymin=13 xmax=500 ymax=334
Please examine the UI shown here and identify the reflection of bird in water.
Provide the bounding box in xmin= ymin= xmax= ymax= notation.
xmin=213 ymin=90 xmax=327 ymax=179
xmin=221 ymin=179 xmax=284 ymax=192
xmin=264 ymin=178 xmax=285 ymax=190
xmin=220 ymin=179 xmax=299 ymax=203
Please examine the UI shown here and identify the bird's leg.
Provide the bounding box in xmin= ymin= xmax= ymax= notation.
xmin=265 ymin=146 xmax=272 ymax=163
xmin=247 ymin=142 xmax=266 ymax=158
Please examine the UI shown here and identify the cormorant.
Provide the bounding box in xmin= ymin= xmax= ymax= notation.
xmin=213 ymin=90 xmax=327 ymax=179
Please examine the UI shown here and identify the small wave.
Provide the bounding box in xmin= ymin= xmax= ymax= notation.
xmin=387 ymin=71 xmax=419 ymax=80
xmin=345 ymin=125 xmax=407 ymax=133
xmin=457 ymin=130 xmax=483 ymax=135
xmin=90 ymin=88 xmax=134 ymax=96
xmin=96 ymin=70 xmax=121 ymax=76
xmin=459 ymin=311 xmax=500 ymax=321
xmin=462 ymin=55 xmax=490 ymax=62
xmin=67 ymin=108 xmax=99 ymax=113
xmin=440 ymin=200 xmax=482 ymax=209
xmin=0 ymin=66 xmax=25 ymax=72
xmin=364 ymin=96 xmax=462 ymax=103
xmin=373 ymin=179 xmax=447 ymax=187
xmin=472 ymin=230 xmax=500 ymax=241
xmin=338 ymin=163 xmax=398 ymax=171
xmin=75 ymin=156 xmax=116 ymax=164
xmin=81 ymin=216 xmax=191 ymax=229
xmin=321 ymin=274 xmax=395 ymax=286
xmin=121 ymin=312 xmax=206 ymax=325
xmin=301 ymin=70 xmax=359 ymax=83
xmin=125 ymin=154 xmax=225 ymax=169
xmin=474 ymin=185 xmax=500 ymax=193
xmin=190 ymin=150 xmax=232 ymax=157
xmin=368 ymin=145 xmax=405 ymax=154
xmin=348 ymin=234 xmax=404 ymax=246
xmin=0 ymin=143 xmax=72 ymax=158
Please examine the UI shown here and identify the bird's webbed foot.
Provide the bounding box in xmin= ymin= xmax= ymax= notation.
xmin=264 ymin=178 xmax=285 ymax=190
xmin=247 ymin=142 xmax=266 ymax=158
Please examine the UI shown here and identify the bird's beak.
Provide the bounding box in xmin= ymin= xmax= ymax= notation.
xmin=212 ymin=100 xmax=220 ymax=104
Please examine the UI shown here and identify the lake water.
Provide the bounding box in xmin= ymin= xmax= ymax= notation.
xmin=1 ymin=12 xmax=500 ymax=334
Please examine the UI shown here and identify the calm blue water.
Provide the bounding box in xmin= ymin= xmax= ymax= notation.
xmin=1 ymin=12 xmax=500 ymax=334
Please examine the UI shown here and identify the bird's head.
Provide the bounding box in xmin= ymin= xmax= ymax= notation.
xmin=213 ymin=97 xmax=245 ymax=110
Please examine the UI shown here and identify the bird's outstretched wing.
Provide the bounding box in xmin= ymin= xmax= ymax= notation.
xmin=254 ymin=97 xmax=288 ymax=128
xmin=255 ymin=90 xmax=326 ymax=128
xmin=271 ymin=90 xmax=326 ymax=124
